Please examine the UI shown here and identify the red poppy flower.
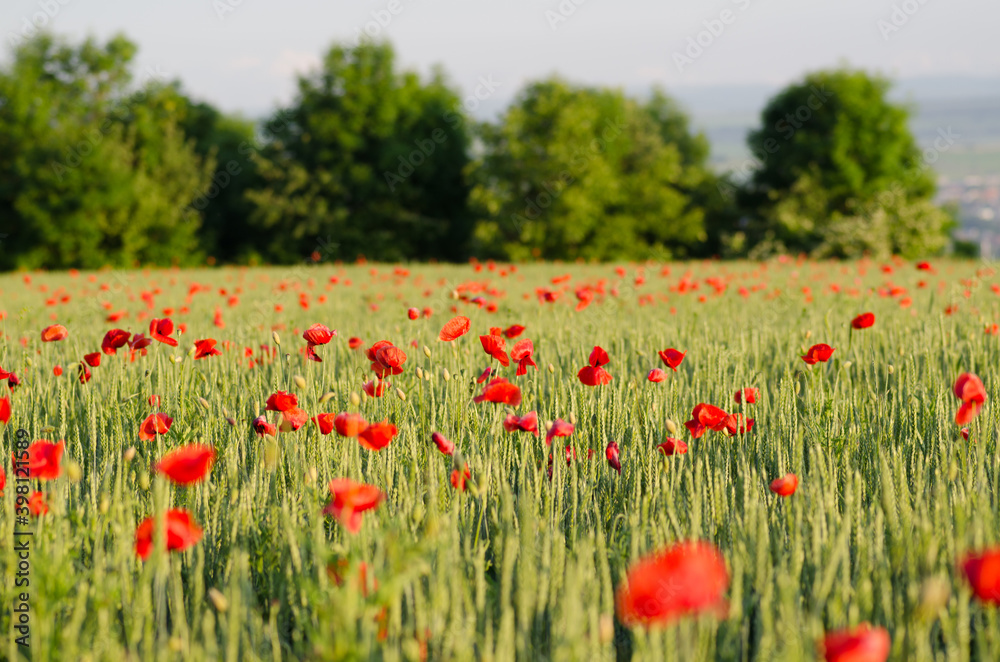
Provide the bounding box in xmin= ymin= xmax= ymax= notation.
xmin=821 ymin=623 xmax=890 ymax=662
xmin=303 ymin=323 xmax=336 ymax=346
xmin=616 ymin=541 xmax=729 ymax=626
xmin=78 ymin=362 xmax=92 ymax=384
xmin=41 ymin=324 xmax=69 ymax=342
xmin=148 ymin=394 xmax=161 ymax=407
xmin=578 ymin=364 xmax=612 ymax=385
xmin=348 ymin=337 xmax=364 ymax=350
xmin=546 ymin=418 xmax=574 ymax=445
xmin=194 ymin=339 xmax=222 ymax=359
xmin=802 ymin=343 xmax=835 ymax=365
xmin=723 ymin=413 xmax=754 ymax=436
xmin=473 ymin=378 xmax=522 ymax=407
xmin=477 ymin=367 xmax=494 ymax=383
xmin=280 ymin=407 xmax=309 ymax=432
xmin=333 ymin=412 xmax=368 ymax=437
xmin=503 ymin=411 xmax=539 ymax=436
xmin=658 ymin=348 xmax=686 ymax=371
xmin=961 ymin=548 xmax=1000 ymax=605
xmin=129 ymin=333 xmax=152 ymax=351
xmin=769 ymin=473 xmax=798 ymax=496
xmin=503 ymin=324 xmax=526 ymax=339
xmin=265 ymin=391 xmax=298 ymax=412
xmin=954 ymin=373 xmax=987 ymax=404
xmin=439 ymin=316 xmax=471 ymax=341
xmin=407 ymin=307 xmax=420 ymax=320
xmin=134 ymin=509 xmax=203 ymax=560
xmin=684 ymin=403 xmax=729 ymax=439
xmin=451 ymin=465 xmax=471 ymax=490
xmin=84 ymin=352 xmax=101 ymax=368
xmin=358 ymin=421 xmax=398 ymax=451
xmin=28 ymin=491 xmax=49 ymax=516
xmin=252 ymin=415 xmax=277 ymax=437
xmin=323 ymin=479 xmax=384 ymax=533
xmin=657 ymin=438 xmax=688 ymax=456
xmin=156 ymin=444 xmax=215 ymax=485
xmin=374 ymin=344 xmax=406 ymax=374
xmin=139 ymin=413 xmax=173 ymax=441
xmin=606 ymin=441 xmax=621 ymax=475
xmin=312 ymin=413 xmax=337 ymax=435
xmin=479 ymin=333 xmax=510 ymax=367
xmin=0 ymin=396 xmax=9 ymax=424
xmin=510 ymin=339 xmax=536 ymax=376
xmin=149 ymin=318 xmax=178 ymax=347
xmin=431 ymin=432 xmax=455 ymax=456
xmin=851 ymin=313 xmax=875 ymax=330
xmin=734 ymin=387 xmax=758 ymax=404
xmin=647 ymin=368 xmax=667 ymax=383
xmin=17 ymin=439 xmax=65 ymax=480
xmin=362 ymin=379 xmax=390 ymax=398
xmin=0 ymin=467 xmax=5 ymax=495
xmin=53 ymin=365 xmax=63 ymax=376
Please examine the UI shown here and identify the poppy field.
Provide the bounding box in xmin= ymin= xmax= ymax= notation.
xmin=1 ymin=258 xmax=1000 ymax=661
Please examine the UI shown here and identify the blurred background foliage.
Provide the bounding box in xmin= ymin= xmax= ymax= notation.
xmin=0 ymin=33 xmax=958 ymax=269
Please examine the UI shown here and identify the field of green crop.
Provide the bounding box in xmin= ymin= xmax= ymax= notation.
xmin=1 ymin=259 xmax=999 ymax=661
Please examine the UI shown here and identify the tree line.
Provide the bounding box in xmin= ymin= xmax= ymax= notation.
xmin=0 ymin=33 xmax=954 ymax=269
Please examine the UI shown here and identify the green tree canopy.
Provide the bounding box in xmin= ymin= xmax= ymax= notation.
xmin=736 ymin=68 xmax=951 ymax=258
xmin=0 ymin=33 xmax=212 ymax=269
xmin=469 ymin=79 xmax=718 ymax=261
xmin=245 ymin=40 xmax=473 ymax=263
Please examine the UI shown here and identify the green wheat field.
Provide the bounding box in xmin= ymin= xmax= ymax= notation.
xmin=1 ymin=259 xmax=998 ymax=661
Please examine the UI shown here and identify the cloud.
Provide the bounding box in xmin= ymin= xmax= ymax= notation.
xmin=269 ymin=50 xmax=321 ymax=77
xmin=226 ymin=56 xmax=263 ymax=71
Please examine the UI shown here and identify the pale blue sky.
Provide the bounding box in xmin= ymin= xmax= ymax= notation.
xmin=4 ymin=0 xmax=999 ymax=117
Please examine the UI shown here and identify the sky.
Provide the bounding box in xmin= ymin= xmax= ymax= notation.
xmin=4 ymin=0 xmax=1000 ymax=118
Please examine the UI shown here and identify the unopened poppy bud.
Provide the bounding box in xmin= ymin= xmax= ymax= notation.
xmin=804 ymin=330 xmax=812 ymax=339
xmin=599 ymin=614 xmax=615 ymax=644
xmin=196 ymin=397 xmax=209 ymax=411
xmin=319 ymin=391 xmax=335 ymax=404
xmin=887 ymin=365 xmax=895 ymax=374
xmin=350 ymin=391 xmax=361 ymax=406
xmin=843 ymin=361 xmax=852 ymax=369
xmin=918 ymin=576 xmax=950 ymax=618
xmin=450 ymin=290 xmax=459 ymax=300
xmin=442 ymin=368 xmax=451 ymax=382
xmin=225 ymin=417 xmax=237 ymax=427
xmin=168 ymin=638 xmax=184 ymax=653
xmin=665 ymin=419 xmax=678 ymax=435
xmin=66 ymin=460 xmax=82 ymax=482
xmin=544 ymin=420 xmax=553 ymax=431
xmin=99 ymin=497 xmax=110 ymax=514
xmin=124 ymin=446 xmax=137 ymax=462
xmin=264 ymin=440 xmax=279 ymax=470
xmin=416 ymin=367 xmax=424 ymax=380
xmin=294 ymin=375 xmax=306 ymax=390
xmin=208 ymin=588 xmax=229 ymax=613
xmin=423 ymin=345 xmax=431 ymax=358
xmin=138 ymin=472 xmax=150 ymax=490
xmin=395 ymin=387 xmax=407 ymax=401
xmin=547 ymin=364 xmax=555 ymax=373
xmin=360 ymin=391 xmax=368 ymax=404
xmin=169 ymin=355 xmax=181 ymax=364
xmin=272 ymin=331 xmax=281 ymax=346
xmin=306 ymin=466 xmax=318 ymax=485
xmin=568 ymin=412 xmax=577 ymax=425
xmin=424 ymin=371 xmax=432 ymax=382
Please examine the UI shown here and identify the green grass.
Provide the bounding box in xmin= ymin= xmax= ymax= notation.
xmin=1 ymin=260 xmax=998 ymax=661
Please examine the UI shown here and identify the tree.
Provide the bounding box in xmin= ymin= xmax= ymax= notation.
xmin=0 ymin=33 xmax=212 ymax=270
xmin=469 ymin=78 xmax=714 ymax=261
xmin=736 ymin=68 xmax=951 ymax=258
xmin=245 ymin=41 xmax=472 ymax=263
